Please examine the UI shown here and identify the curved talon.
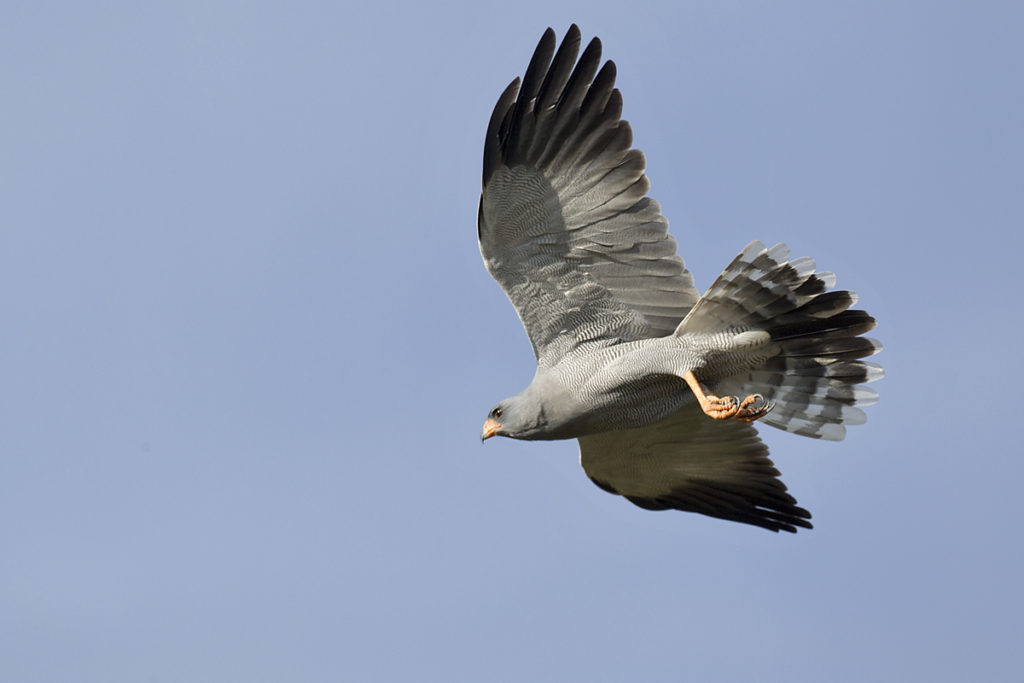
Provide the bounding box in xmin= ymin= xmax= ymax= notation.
xmin=738 ymin=394 xmax=761 ymax=408
xmin=733 ymin=393 xmax=776 ymax=423
xmin=682 ymin=370 xmax=748 ymax=421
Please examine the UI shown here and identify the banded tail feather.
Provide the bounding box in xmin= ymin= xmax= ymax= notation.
xmin=679 ymin=241 xmax=883 ymax=441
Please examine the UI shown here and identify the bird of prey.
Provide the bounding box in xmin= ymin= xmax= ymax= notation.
xmin=477 ymin=25 xmax=882 ymax=532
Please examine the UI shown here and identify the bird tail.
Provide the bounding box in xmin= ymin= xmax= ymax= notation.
xmin=676 ymin=241 xmax=883 ymax=441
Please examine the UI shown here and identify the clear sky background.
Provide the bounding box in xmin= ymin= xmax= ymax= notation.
xmin=3 ymin=1 xmax=1022 ymax=681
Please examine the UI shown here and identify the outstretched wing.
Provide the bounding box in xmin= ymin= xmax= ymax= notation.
xmin=479 ymin=25 xmax=699 ymax=367
xmin=579 ymin=405 xmax=813 ymax=533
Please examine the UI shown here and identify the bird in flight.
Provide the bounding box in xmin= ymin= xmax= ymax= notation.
xmin=477 ymin=25 xmax=882 ymax=532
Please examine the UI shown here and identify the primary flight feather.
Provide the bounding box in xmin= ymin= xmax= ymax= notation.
xmin=478 ymin=25 xmax=882 ymax=533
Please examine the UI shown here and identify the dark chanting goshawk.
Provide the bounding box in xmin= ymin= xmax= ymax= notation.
xmin=477 ymin=25 xmax=882 ymax=532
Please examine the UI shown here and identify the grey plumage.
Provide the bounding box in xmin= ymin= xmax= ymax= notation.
xmin=478 ymin=25 xmax=882 ymax=532
xmin=679 ymin=241 xmax=882 ymax=442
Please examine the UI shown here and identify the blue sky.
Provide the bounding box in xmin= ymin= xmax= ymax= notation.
xmin=2 ymin=1 xmax=1022 ymax=681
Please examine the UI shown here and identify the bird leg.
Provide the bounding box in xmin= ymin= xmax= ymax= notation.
xmin=683 ymin=371 xmax=775 ymax=423
xmin=683 ymin=370 xmax=739 ymax=419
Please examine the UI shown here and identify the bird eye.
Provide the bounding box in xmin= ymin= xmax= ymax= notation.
xmin=492 ymin=407 xmax=503 ymax=419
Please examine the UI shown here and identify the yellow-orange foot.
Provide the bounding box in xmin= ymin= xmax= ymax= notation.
xmin=703 ymin=394 xmax=740 ymax=420
xmin=683 ymin=370 xmax=740 ymax=420
xmin=732 ymin=394 xmax=776 ymax=423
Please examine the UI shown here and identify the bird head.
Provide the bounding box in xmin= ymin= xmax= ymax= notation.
xmin=480 ymin=392 xmax=550 ymax=441
xmin=482 ymin=373 xmax=577 ymax=442
xmin=480 ymin=403 xmax=507 ymax=441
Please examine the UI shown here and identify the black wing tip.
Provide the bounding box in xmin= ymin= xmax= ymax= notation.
xmin=735 ymin=506 xmax=813 ymax=533
xmin=592 ymin=461 xmax=815 ymax=533
xmin=775 ymin=507 xmax=814 ymax=533
xmin=482 ymin=77 xmax=522 ymax=186
xmin=615 ymin=491 xmax=813 ymax=533
xmin=484 ymin=24 xmax=616 ymax=187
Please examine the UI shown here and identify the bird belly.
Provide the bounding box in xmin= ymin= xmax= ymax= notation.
xmin=562 ymin=343 xmax=698 ymax=435
xmin=559 ymin=331 xmax=778 ymax=436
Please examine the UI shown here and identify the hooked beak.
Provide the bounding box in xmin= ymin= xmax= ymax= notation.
xmin=481 ymin=417 xmax=501 ymax=442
